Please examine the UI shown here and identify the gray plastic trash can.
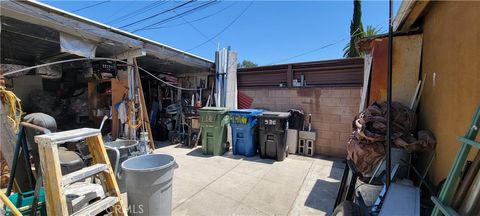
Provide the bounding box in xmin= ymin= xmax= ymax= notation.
xmin=122 ymin=154 xmax=175 ymax=216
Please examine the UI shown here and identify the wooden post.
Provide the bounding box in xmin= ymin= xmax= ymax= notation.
xmin=133 ymin=59 xmax=155 ymax=150
xmin=286 ymin=64 xmax=293 ymax=87
xmin=37 ymin=142 xmax=69 ymax=215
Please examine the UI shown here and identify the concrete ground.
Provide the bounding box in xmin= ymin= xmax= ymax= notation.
xmin=154 ymin=143 xmax=345 ymax=216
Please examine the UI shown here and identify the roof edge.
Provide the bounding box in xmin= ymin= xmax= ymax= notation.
xmin=24 ymin=0 xmax=213 ymax=64
xmin=393 ymin=0 xmax=431 ymax=32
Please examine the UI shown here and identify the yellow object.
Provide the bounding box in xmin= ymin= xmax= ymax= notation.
xmin=0 ymin=87 xmax=22 ymax=132
xmin=0 ymin=190 xmax=22 ymax=216
xmin=35 ymin=128 xmax=127 ymax=215
xmin=126 ymin=101 xmax=142 ymax=129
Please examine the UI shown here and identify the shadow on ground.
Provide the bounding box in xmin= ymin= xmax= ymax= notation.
xmin=304 ymin=179 xmax=341 ymax=213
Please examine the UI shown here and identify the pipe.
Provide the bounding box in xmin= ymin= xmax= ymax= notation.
xmin=453 ymin=151 xmax=480 ymax=208
xmin=386 ymin=0 xmax=394 ymax=190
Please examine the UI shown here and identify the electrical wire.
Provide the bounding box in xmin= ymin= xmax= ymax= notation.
xmin=146 ymin=1 xmax=239 ymax=29
xmin=119 ymin=1 xmax=195 ymax=29
xmin=106 ymin=1 xmax=168 ymax=25
xmin=172 ymin=10 xmax=217 ymax=47
xmin=2 ymin=58 xmax=204 ymax=91
xmin=267 ymin=25 xmax=378 ymax=65
xmin=71 ymin=0 xmax=111 ymax=13
xmin=132 ymin=1 xmax=218 ymax=33
xmin=185 ymin=1 xmax=254 ymax=52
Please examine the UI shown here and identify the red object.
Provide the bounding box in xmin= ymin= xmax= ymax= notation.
xmin=238 ymin=91 xmax=253 ymax=109
xmin=369 ymin=38 xmax=388 ymax=104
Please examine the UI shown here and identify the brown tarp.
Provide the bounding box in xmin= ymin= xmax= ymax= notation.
xmin=347 ymin=101 xmax=436 ymax=175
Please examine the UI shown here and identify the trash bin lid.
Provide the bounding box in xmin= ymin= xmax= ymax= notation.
xmin=122 ymin=154 xmax=175 ymax=172
xmin=259 ymin=111 xmax=291 ymax=118
xmin=199 ymin=107 xmax=228 ymax=114
xmin=228 ymin=109 xmax=263 ymax=116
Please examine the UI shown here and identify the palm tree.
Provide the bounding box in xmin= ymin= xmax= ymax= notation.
xmin=343 ymin=25 xmax=380 ymax=57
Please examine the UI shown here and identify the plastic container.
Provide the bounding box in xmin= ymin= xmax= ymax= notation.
xmin=228 ymin=109 xmax=263 ymax=157
xmin=286 ymin=129 xmax=299 ymax=154
xmin=257 ymin=111 xmax=291 ymax=161
xmin=288 ymin=109 xmax=305 ymax=130
xmin=105 ymin=140 xmax=139 ymax=192
xmin=199 ymin=107 xmax=229 ymax=156
xmin=7 ymin=188 xmax=46 ymax=215
xmin=122 ymin=154 xmax=176 ymax=216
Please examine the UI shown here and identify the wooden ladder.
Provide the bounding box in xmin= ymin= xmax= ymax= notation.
xmin=35 ymin=128 xmax=127 ymax=216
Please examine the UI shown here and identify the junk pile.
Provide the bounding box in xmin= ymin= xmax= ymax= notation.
xmin=347 ymin=101 xmax=436 ymax=175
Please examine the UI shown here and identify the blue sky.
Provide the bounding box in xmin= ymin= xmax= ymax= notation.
xmin=43 ymin=1 xmax=400 ymax=65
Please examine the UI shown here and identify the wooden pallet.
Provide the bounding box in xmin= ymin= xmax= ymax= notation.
xmin=35 ymin=128 xmax=127 ymax=216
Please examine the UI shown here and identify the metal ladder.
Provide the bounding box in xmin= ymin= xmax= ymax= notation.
xmin=431 ymin=106 xmax=480 ymax=216
xmin=35 ymin=128 xmax=127 ymax=216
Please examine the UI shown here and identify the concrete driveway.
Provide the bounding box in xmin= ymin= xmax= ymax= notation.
xmin=154 ymin=143 xmax=344 ymax=216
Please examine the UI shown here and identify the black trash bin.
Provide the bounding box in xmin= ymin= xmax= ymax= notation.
xmin=257 ymin=111 xmax=291 ymax=161
xmin=288 ymin=109 xmax=305 ymax=130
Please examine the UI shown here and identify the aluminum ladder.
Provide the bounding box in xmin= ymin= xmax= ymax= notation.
xmin=35 ymin=128 xmax=127 ymax=216
xmin=431 ymin=106 xmax=480 ymax=216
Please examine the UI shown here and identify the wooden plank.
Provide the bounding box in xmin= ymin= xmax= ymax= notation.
xmin=412 ymin=73 xmax=427 ymax=111
xmin=37 ymin=143 xmax=69 ymax=215
xmin=0 ymin=190 xmax=22 ymax=216
xmin=134 ymin=58 xmax=155 ymax=150
xmin=368 ymin=38 xmax=388 ymax=103
xmin=359 ymin=53 xmax=373 ymax=111
xmin=87 ymin=80 xmax=98 ymax=123
xmin=62 ymin=163 xmax=108 ymax=185
xmin=111 ymin=78 xmax=129 ymax=139
xmin=410 ymin=80 xmax=422 ymax=110
xmin=368 ymin=34 xmax=423 ymax=107
xmin=71 ymin=196 xmax=119 ymax=216
xmin=85 ymin=135 xmax=127 ymax=216
xmin=286 ymin=64 xmax=293 ymax=87
xmin=392 ymin=34 xmax=423 ymax=106
xmin=35 ymin=128 xmax=100 ymax=144
xmin=394 ymin=1 xmax=431 ymax=32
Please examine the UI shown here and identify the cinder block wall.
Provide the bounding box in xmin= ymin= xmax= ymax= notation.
xmin=240 ymin=87 xmax=361 ymax=158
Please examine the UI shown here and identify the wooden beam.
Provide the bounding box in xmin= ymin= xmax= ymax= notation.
xmin=0 ymin=190 xmax=22 ymax=216
xmin=133 ymin=58 xmax=155 ymax=150
xmin=393 ymin=1 xmax=430 ymax=31
xmin=286 ymin=64 xmax=293 ymax=87
xmin=1 ymin=1 xmax=143 ymax=49
xmin=110 ymin=48 xmax=146 ymax=60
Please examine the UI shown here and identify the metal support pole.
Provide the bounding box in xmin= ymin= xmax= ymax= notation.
xmin=386 ymin=0 xmax=394 ymax=190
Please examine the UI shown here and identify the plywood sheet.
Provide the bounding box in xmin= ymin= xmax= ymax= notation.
xmin=368 ymin=38 xmax=388 ymax=104
xmin=392 ymin=34 xmax=423 ymax=106
xmin=368 ymin=34 xmax=423 ymax=107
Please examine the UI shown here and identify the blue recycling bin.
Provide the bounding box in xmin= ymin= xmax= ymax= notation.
xmin=228 ymin=109 xmax=263 ymax=157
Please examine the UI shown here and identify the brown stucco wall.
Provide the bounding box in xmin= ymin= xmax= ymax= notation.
xmin=419 ymin=2 xmax=480 ymax=185
xmin=239 ymin=87 xmax=361 ymax=158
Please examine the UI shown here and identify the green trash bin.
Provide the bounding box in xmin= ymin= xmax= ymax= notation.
xmin=199 ymin=107 xmax=229 ymax=156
